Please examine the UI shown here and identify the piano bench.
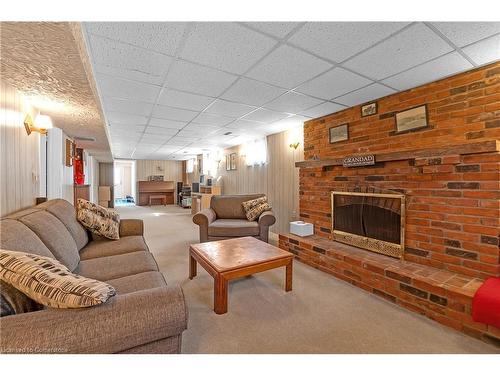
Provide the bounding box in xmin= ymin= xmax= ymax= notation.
xmin=149 ymin=194 xmax=166 ymax=206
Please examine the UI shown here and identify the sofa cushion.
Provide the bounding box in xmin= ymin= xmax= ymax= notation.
xmin=38 ymin=199 xmax=89 ymax=251
xmin=211 ymin=194 xmax=264 ymax=219
xmin=18 ymin=211 xmax=80 ymax=271
xmin=208 ymin=219 xmax=260 ymax=237
xmin=0 ymin=219 xmax=55 ymax=259
xmin=106 ymin=271 xmax=166 ymax=294
xmin=76 ymin=199 xmax=120 ymax=240
xmin=76 ymin=251 xmax=159 ymax=281
xmin=79 ymin=236 xmax=149 ymax=260
xmin=0 ymin=249 xmax=116 ymax=309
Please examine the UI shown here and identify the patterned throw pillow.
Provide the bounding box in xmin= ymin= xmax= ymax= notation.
xmin=0 ymin=249 xmax=116 ymax=309
xmin=76 ymin=198 xmax=120 ymax=240
xmin=242 ymin=196 xmax=272 ymax=221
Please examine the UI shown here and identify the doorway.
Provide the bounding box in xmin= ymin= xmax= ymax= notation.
xmin=114 ymin=159 xmax=136 ymax=207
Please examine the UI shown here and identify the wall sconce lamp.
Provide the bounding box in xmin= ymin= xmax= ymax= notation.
xmin=289 ymin=141 xmax=300 ymax=150
xmin=24 ymin=114 xmax=53 ymax=135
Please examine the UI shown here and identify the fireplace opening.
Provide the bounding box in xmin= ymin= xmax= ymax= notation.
xmin=331 ymin=188 xmax=405 ymax=259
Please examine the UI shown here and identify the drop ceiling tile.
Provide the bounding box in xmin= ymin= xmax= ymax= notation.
xmin=241 ymin=108 xmax=291 ymax=123
xmin=263 ymin=115 xmax=309 ymax=135
xmin=140 ymin=135 xmax=169 ymax=144
xmin=135 ymin=144 xmax=159 ymax=151
xmin=149 ymin=118 xmax=187 ymax=129
xmin=382 ymin=52 xmax=473 ymax=91
xmin=334 ymin=83 xmax=396 ymax=107
xmin=288 ymin=22 xmax=409 ymax=63
xmin=85 ymin=22 xmax=187 ymax=55
xmin=158 ymin=145 xmax=182 ymax=152
xmin=165 ymin=60 xmax=238 ymax=97
xmin=166 ymin=137 xmax=199 ymax=145
xmin=462 ymin=34 xmax=500 ymax=65
xmin=191 ymin=112 xmax=235 ymax=126
xmin=299 ymin=101 xmax=347 ymax=118
xmin=243 ymin=22 xmax=302 ymax=38
xmin=432 ymin=22 xmax=500 ymax=47
xmin=295 ymin=67 xmax=373 ymax=100
xmin=109 ymin=124 xmax=145 ymax=133
xmin=103 ymin=97 xmax=153 ymax=116
xmin=89 ymin=35 xmax=172 ymax=85
xmin=205 ymin=99 xmax=256 ymax=118
xmin=95 ymin=65 xmax=165 ymax=86
xmin=343 ymin=23 xmax=453 ymax=80
xmin=180 ymin=23 xmax=277 ymax=74
xmin=264 ymin=91 xmax=323 ymax=113
xmin=157 ymin=89 xmax=214 ymax=111
xmin=220 ymin=77 xmax=287 ymax=106
xmin=225 ymin=119 xmax=264 ymax=129
xmin=106 ymin=111 xmax=149 ymax=125
xmin=144 ymin=126 xmax=179 ymax=136
xmin=97 ymin=74 xmax=161 ymax=103
xmin=177 ymin=128 xmax=217 ymax=138
xmin=184 ymin=123 xmax=223 ymax=133
xmin=152 ymin=105 xmax=199 ymax=122
xmin=246 ymin=44 xmax=332 ymax=89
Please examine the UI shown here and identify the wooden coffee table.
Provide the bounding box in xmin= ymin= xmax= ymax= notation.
xmin=189 ymin=236 xmax=293 ymax=314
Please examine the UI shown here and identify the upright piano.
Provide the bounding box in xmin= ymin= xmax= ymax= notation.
xmin=138 ymin=180 xmax=175 ymax=206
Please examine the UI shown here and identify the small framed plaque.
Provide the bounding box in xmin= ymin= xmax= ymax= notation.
xmin=329 ymin=124 xmax=349 ymax=144
xmin=396 ymin=104 xmax=428 ymax=133
xmin=361 ymin=102 xmax=377 ymax=117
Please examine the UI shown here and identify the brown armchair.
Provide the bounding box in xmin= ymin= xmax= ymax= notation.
xmin=192 ymin=194 xmax=276 ymax=243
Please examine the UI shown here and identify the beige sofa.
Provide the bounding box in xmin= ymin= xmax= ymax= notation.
xmin=193 ymin=194 xmax=276 ymax=243
xmin=0 ymin=199 xmax=187 ymax=354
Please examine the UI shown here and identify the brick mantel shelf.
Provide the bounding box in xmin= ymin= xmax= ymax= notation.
xmin=295 ymin=140 xmax=500 ymax=169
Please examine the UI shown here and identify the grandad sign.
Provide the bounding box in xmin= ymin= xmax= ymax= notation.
xmin=342 ymin=154 xmax=375 ymax=168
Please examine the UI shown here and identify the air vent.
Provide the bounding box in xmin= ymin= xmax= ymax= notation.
xmin=74 ymin=136 xmax=96 ymax=142
xmin=223 ymin=131 xmax=232 ymax=136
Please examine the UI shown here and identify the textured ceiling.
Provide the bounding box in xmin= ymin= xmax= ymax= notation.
xmin=82 ymin=21 xmax=500 ymax=161
xmin=0 ymin=22 xmax=112 ymax=161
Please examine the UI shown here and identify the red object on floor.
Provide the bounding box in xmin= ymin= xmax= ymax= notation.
xmin=472 ymin=277 xmax=500 ymax=329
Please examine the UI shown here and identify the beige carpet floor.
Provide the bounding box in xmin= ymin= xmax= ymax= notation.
xmin=118 ymin=204 xmax=500 ymax=354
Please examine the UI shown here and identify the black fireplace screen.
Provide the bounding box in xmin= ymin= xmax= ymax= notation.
xmin=332 ymin=192 xmax=402 ymax=245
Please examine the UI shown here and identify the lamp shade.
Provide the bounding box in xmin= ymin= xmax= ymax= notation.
xmin=34 ymin=114 xmax=53 ymax=130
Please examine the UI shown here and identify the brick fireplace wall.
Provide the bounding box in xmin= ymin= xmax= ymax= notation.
xmin=299 ymin=62 xmax=500 ymax=279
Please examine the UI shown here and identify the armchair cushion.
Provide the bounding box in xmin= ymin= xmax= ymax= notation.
xmin=208 ymin=219 xmax=259 ymax=237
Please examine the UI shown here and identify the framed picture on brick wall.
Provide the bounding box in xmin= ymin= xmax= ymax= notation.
xmin=396 ymin=104 xmax=428 ymax=133
xmin=329 ymin=124 xmax=349 ymax=144
xmin=361 ymin=102 xmax=377 ymax=117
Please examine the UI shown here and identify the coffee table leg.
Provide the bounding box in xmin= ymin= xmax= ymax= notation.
xmin=285 ymin=259 xmax=293 ymax=292
xmin=214 ymin=275 xmax=228 ymax=314
xmin=189 ymin=253 xmax=197 ymax=279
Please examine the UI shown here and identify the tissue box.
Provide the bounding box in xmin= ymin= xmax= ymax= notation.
xmin=290 ymin=221 xmax=314 ymax=237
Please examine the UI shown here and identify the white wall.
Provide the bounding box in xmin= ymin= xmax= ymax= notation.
xmin=0 ymin=82 xmax=41 ymax=216
xmin=46 ymin=127 xmax=73 ymax=204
